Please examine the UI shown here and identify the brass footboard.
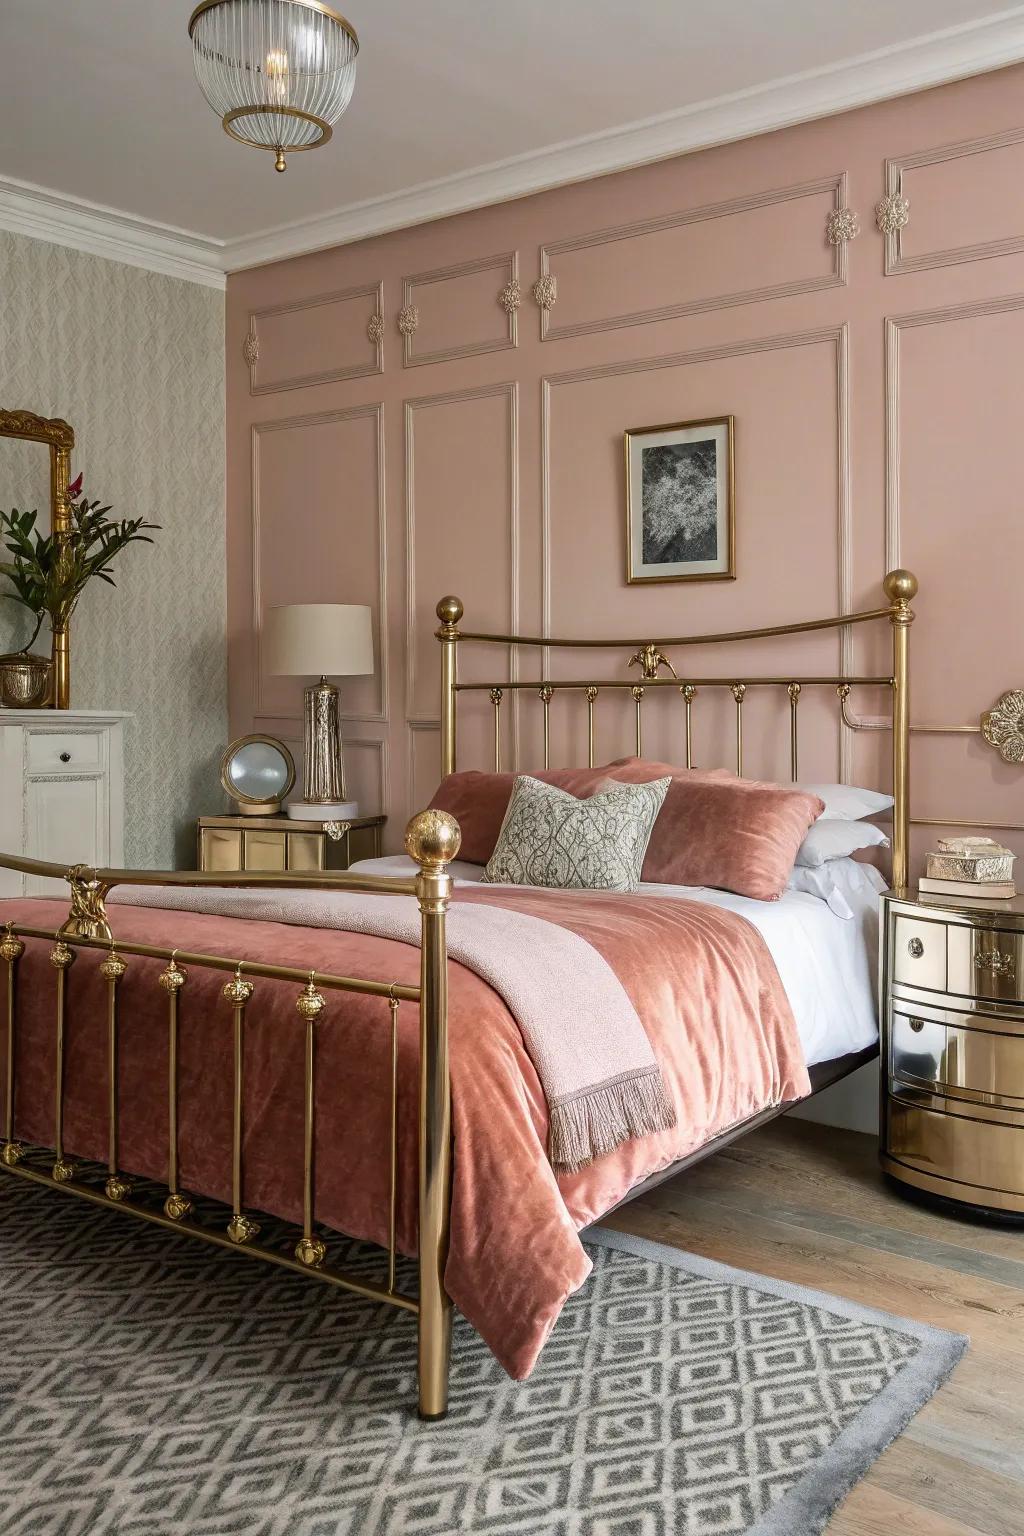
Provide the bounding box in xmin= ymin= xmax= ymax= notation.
xmin=0 ymin=808 xmax=461 ymax=1422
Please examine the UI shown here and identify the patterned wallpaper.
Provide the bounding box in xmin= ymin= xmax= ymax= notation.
xmin=0 ymin=229 xmax=226 ymax=867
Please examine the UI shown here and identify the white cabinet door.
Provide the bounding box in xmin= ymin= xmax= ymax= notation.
xmin=24 ymin=776 xmax=107 ymax=896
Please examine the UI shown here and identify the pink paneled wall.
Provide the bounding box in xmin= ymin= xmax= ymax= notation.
xmin=226 ymin=64 xmax=1024 ymax=873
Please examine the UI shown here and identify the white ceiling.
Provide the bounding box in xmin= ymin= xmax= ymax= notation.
xmin=2 ymin=0 xmax=1024 ymax=282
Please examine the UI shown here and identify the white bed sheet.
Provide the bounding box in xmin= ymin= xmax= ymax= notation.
xmin=348 ymin=854 xmax=884 ymax=1068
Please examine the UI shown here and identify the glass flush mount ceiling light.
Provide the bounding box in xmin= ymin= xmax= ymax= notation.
xmin=188 ymin=0 xmax=358 ymax=172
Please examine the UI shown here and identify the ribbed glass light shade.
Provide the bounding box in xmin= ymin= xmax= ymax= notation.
xmin=189 ymin=0 xmax=358 ymax=167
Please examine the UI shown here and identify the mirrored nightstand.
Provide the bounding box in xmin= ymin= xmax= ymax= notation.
xmin=197 ymin=813 xmax=385 ymax=873
xmin=881 ymin=887 xmax=1024 ymax=1218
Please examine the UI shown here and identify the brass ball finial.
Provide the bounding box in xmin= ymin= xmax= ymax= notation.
xmin=404 ymin=809 xmax=462 ymax=869
xmin=436 ymin=595 xmax=464 ymax=627
xmin=883 ymin=568 xmax=918 ymax=604
xmin=274 ymin=149 xmax=286 ymax=172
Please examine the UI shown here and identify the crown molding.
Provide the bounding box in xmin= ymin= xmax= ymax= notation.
xmin=0 ymin=174 xmax=226 ymax=289
xmin=2 ymin=8 xmax=1024 ymax=284
xmin=224 ymin=8 xmax=1024 ymax=270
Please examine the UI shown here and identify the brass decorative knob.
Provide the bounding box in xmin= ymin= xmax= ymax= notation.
xmin=909 ymin=1018 xmax=925 ymax=1034
xmin=907 ymin=937 xmax=924 ymax=958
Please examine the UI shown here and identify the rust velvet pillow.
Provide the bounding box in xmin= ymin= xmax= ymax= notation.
xmin=428 ymin=758 xmax=724 ymax=865
xmin=637 ymin=776 xmax=825 ymax=900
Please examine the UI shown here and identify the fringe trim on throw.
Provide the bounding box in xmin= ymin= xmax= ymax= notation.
xmin=548 ymin=1069 xmax=677 ymax=1173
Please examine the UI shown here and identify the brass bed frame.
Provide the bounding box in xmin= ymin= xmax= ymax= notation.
xmin=0 ymin=569 xmax=916 ymax=1419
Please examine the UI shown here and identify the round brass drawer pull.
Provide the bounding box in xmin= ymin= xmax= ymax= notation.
xmin=909 ymin=1018 xmax=925 ymax=1033
xmin=975 ymin=950 xmax=1015 ymax=979
xmin=907 ymin=937 xmax=924 ymax=958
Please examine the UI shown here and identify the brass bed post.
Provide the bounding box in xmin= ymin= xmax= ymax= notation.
xmin=885 ymin=569 xmax=918 ymax=891
xmin=436 ymin=597 xmax=463 ymax=777
xmin=406 ymin=807 xmax=460 ymax=1422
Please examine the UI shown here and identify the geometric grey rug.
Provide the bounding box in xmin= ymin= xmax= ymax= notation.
xmin=0 ymin=1177 xmax=967 ymax=1536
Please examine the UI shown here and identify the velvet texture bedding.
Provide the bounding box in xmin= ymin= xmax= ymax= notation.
xmin=0 ymin=889 xmax=808 ymax=1378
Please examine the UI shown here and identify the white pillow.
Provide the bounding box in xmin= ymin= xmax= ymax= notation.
xmin=798 ymin=783 xmax=894 ymax=821
xmin=788 ymin=857 xmax=887 ymax=917
xmin=796 ymin=818 xmax=889 ymax=868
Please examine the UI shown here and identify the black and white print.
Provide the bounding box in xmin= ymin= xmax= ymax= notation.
xmin=626 ymin=416 xmax=734 ymax=583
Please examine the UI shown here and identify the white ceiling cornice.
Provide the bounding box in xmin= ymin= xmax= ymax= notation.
xmin=2 ymin=7 xmax=1024 ymax=285
xmin=0 ymin=175 xmax=227 ymax=290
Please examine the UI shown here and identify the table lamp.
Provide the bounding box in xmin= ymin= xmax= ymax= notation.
xmin=264 ymin=603 xmax=374 ymax=819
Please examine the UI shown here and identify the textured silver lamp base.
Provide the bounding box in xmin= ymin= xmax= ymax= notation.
xmin=292 ymin=677 xmax=358 ymax=817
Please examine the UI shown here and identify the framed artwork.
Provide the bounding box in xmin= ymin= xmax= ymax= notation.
xmin=624 ymin=416 xmax=735 ymax=584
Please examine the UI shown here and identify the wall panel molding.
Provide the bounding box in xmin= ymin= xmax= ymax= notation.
xmin=538 ymin=174 xmax=848 ymax=342
xmin=401 ymin=252 xmax=518 ymax=367
xmin=884 ymin=291 xmax=1024 ymax=570
xmin=250 ymin=400 xmax=388 ymax=725
xmin=542 ymin=322 xmax=853 ymax=778
xmin=247 ymin=281 xmax=383 ymax=394
xmin=883 ymin=127 xmax=1024 ymax=275
xmin=404 ymin=380 xmax=519 ymax=757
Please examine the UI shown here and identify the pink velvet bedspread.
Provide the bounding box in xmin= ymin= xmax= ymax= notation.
xmin=0 ymin=888 xmax=809 ymax=1378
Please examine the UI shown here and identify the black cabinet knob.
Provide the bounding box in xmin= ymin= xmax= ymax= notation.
xmin=59 ymin=751 xmax=71 ymax=763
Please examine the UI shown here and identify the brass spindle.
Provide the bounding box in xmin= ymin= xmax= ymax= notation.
xmin=489 ymin=687 xmax=503 ymax=772
xmin=159 ymin=956 xmax=191 ymax=1221
xmin=224 ymin=966 xmax=259 ymax=1244
xmin=101 ymin=948 xmax=130 ymax=1202
xmin=788 ymin=682 xmax=801 ymax=782
xmin=1 ymin=925 xmax=25 ymax=1167
xmin=540 ymin=684 xmax=553 ymax=769
xmin=295 ymin=974 xmax=326 ymax=1268
xmin=632 ymin=684 xmax=645 ymax=757
xmin=585 ymin=686 xmax=598 ymax=769
xmin=731 ymin=683 xmax=746 ymax=775
xmin=681 ymin=684 xmax=696 ymax=769
xmin=387 ymin=990 xmax=400 ymax=1294
xmin=50 ymin=937 xmax=75 ymax=1183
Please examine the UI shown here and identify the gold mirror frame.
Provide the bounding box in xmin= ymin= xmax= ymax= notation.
xmin=220 ymin=733 xmax=296 ymax=815
xmin=0 ymin=408 xmax=75 ymax=709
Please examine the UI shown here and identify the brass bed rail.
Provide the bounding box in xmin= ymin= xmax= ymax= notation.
xmin=436 ymin=569 xmax=917 ymax=890
xmin=0 ymin=808 xmax=462 ymax=1421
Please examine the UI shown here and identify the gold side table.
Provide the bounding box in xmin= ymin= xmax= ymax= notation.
xmin=880 ymin=886 xmax=1024 ymax=1219
xmin=197 ymin=813 xmax=385 ymax=874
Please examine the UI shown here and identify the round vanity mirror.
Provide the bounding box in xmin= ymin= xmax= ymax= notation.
xmin=220 ymin=735 xmax=295 ymax=815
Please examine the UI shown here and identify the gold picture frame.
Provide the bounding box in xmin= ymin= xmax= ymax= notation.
xmin=624 ymin=415 xmax=735 ymax=584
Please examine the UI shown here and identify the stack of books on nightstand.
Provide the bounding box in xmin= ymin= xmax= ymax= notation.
xmin=918 ymin=836 xmax=1017 ymax=899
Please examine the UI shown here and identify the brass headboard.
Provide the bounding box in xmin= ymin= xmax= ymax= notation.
xmin=434 ymin=569 xmax=918 ymax=890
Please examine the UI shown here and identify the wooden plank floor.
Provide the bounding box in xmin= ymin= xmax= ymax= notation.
xmin=605 ymin=1116 xmax=1024 ymax=1536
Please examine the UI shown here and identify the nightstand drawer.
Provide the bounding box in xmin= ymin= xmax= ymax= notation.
xmin=891 ymin=914 xmax=947 ymax=991
xmin=26 ymin=730 xmax=103 ymax=773
xmin=947 ymin=924 xmax=1024 ymax=1004
xmin=891 ymin=1004 xmax=1024 ymax=1108
xmin=886 ymin=1099 xmax=1024 ymax=1207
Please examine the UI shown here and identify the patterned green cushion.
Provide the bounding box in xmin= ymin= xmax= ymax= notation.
xmin=482 ymin=774 xmax=670 ymax=891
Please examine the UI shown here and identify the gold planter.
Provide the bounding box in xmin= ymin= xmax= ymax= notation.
xmin=0 ymin=652 xmax=52 ymax=708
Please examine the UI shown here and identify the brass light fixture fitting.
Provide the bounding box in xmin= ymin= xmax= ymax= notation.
xmin=188 ymin=0 xmax=359 ymax=174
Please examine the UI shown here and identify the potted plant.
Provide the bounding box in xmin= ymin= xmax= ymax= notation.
xmin=0 ymin=473 xmax=158 ymax=706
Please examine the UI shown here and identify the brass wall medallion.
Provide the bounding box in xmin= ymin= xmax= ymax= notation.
xmin=876 ymin=193 xmax=910 ymax=235
xmin=498 ymin=279 xmax=522 ymax=314
xmin=981 ymin=690 xmax=1024 ymax=764
xmin=826 ymin=208 xmax=860 ymax=245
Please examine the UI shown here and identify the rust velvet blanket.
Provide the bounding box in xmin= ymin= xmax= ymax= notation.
xmin=0 ymin=888 xmax=809 ymax=1378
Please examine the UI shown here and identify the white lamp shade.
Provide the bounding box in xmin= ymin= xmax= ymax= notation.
xmin=265 ymin=603 xmax=374 ymax=678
